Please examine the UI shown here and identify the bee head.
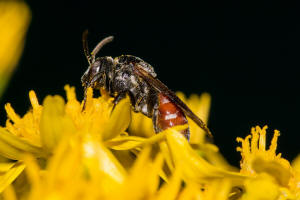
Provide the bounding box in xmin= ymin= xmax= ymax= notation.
xmin=81 ymin=31 xmax=114 ymax=109
xmin=81 ymin=56 xmax=113 ymax=89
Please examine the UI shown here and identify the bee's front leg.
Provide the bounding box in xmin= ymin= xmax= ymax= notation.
xmin=112 ymin=92 xmax=127 ymax=111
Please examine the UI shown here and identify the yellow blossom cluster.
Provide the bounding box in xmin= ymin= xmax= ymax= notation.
xmin=0 ymin=86 xmax=298 ymax=200
xmin=0 ymin=1 xmax=300 ymax=199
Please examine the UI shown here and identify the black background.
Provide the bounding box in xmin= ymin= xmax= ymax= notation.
xmin=0 ymin=1 xmax=299 ymax=166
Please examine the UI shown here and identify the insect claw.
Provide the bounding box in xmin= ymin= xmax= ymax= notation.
xmin=82 ymin=99 xmax=87 ymax=111
xmin=205 ymin=129 xmax=214 ymax=143
xmin=111 ymin=103 xmax=117 ymax=113
xmin=206 ymin=127 xmax=213 ymax=138
xmin=200 ymin=123 xmax=213 ymax=139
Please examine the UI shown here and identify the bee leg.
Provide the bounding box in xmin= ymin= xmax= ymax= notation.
xmin=152 ymin=102 xmax=161 ymax=133
xmin=127 ymin=92 xmax=136 ymax=109
xmin=112 ymin=92 xmax=127 ymax=111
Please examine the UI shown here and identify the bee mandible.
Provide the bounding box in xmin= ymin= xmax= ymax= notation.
xmin=81 ymin=31 xmax=212 ymax=140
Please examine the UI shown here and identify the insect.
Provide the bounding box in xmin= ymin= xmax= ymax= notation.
xmin=81 ymin=31 xmax=212 ymax=140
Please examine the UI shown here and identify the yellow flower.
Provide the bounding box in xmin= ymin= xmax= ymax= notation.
xmin=1 ymin=4 xmax=299 ymax=199
xmin=237 ymin=126 xmax=299 ymax=199
xmin=0 ymin=85 xmax=299 ymax=200
xmin=0 ymin=85 xmax=132 ymax=193
xmin=2 ymin=86 xmax=131 ymax=157
xmin=4 ymin=91 xmax=43 ymax=148
xmin=0 ymin=1 xmax=31 ymax=97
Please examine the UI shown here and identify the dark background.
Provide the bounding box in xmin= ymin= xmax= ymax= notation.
xmin=0 ymin=1 xmax=299 ymax=166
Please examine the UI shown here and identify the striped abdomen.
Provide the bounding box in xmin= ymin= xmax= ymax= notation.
xmin=155 ymin=93 xmax=190 ymax=140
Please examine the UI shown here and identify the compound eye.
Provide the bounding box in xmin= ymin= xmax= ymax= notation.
xmin=90 ymin=61 xmax=101 ymax=75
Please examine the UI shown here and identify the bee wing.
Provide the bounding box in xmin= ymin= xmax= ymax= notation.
xmin=134 ymin=65 xmax=213 ymax=138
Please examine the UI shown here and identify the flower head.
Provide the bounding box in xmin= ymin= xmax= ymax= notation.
xmin=0 ymin=86 xmax=299 ymax=200
xmin=2 ymin=85 xmax=131 ymax=157
xmin=237 ymin=126 xmax=293 ymax=185
xmin=237 ymin=126 xmax=299 ymax=199
xmin=0 ymin=85 xmax=131 ymax=194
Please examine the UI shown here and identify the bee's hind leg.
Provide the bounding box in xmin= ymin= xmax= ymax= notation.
xmin=152 ymin=102 xmax=161 ymax=133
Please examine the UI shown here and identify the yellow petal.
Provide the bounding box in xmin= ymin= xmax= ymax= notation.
xmin=64 ymin=85 xmax=81 ymax=121
xmin=292 ymin=155 xmax=300 ymax=171
xmin=2 ymin=185 xmax=17 ymax=200
xmin=22 ymin=154 xmax=41 ymax=188
xmin=155 ymin=167 xmax=182 ymax=200
xmin=198 ymin=144 xmax=237 ymax=171
xmin=4 ymin=103 xmax=21 ymax=124
xmin=0 ymin=162 xmax=16 ymax=173
xmin=111 ymin=150 xmax=136 ymax=170
xmin=159 ymin=141 xmax=174 ymax=173
xmin=242 ymin=173 xmax=280 ymax=200
xmin=166 ymin=128 xmax=246 ymax=186
xmin=105 ymin=131 xmax=165 ymax=150
xmin=83 ymin=137 xmax=126 ymax=184
xmin=0 ymin=128 xmax=45 ymax=157
xmin=40 ymin=95 xmax=76 ymax=152
xmin=178 ymin=183 xmax=202 ymax=200
xmin=105 ymin=135 xmax=146 ymax=150
xmin=4 ymin=91 xmax=42 ymax=147
xmin=112 ymin=146 xmax=163 ymax=199
xmin=45 ymin=137 xmax=83 ymax=190
xmin=29 ymin=90 xmax=41 ymax=110
xmin=129 ymin=111 xmax=155 ymax=138
xmin=0 ymin=1 xmax=31 ymax=97
xmin=185 ymin=92 xmax=211 ymax=144
xmin=252 ymin=157 xmax=292 ymax=187
xmin=101 ymin=96 xmax=131 ymax=140
xmin=0 ymin=138 xmax=23 ymax=160
xmin=205 ymin=179 xmax=232 ymax=200
xmin=0 ymin=161 xmax=25 ymax=193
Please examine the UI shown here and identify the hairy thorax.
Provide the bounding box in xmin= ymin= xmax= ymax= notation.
xmin=110 ymin=55 xmax=158 ymax=117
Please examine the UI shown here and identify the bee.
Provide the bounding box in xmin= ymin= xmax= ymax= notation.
xmin=81 ymin=31 xmax=212 ymax=140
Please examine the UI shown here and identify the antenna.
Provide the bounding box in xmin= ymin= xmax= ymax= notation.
xmin=82 ymin=30 xmax=92 ymax=65
xmin=90 ymin=36 xmax=114 ymax=62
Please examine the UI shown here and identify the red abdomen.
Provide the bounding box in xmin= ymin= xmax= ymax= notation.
xmin=156 ymin=93 xmax=190 ymax=139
